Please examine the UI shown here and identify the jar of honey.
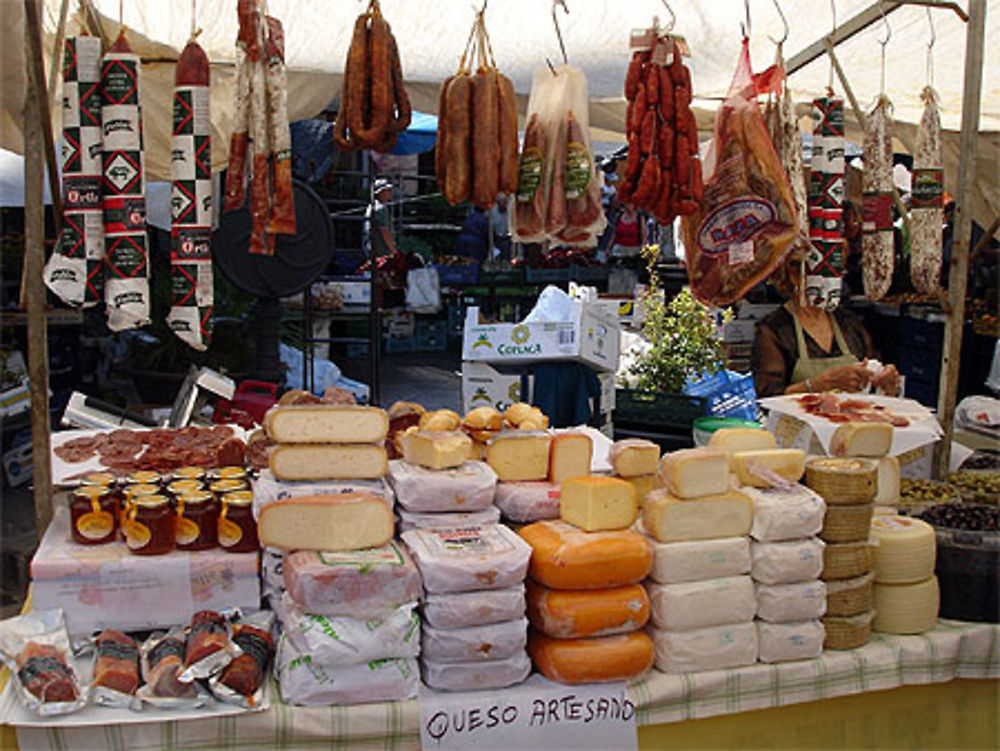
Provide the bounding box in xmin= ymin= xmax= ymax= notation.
xmin=211 ymin=466 xmax=248 ymax=483
xmin=210 ymin=478 xmax=249 ymax=497
xmin=122 ymin=495 xmax=174 ymax=555
xmin=69 ymin=486 xmax=118 ymax=545
xmin=174 ymin=490 xmax=217 ymax=551
xmin=173 ymin=466 xmax=206 ymax=483
xmin=218 ymin=491 xmax=258 ymax=553
xmin=126 ymin=470 xmax=162 ymax=486
xmin=166 ymin=479 xmax=204 ymax=500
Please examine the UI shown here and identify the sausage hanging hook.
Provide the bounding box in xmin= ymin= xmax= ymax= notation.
xmin=741 ymin=0 xmax=751 ymax=39
xmin=925 ymin=7 xmax=935 ymax=87
xmin=827 ymin=0 xmax=836 ymax=91
xmin=876 ymin=0 xmax=890 ymax=94
xmin=659 ymin=0 xmax=676 ymax=34
xmin=552 ymin=0 xmax=569 ymax=65
xmin=768 ymin=0 xmax=788 ymax=47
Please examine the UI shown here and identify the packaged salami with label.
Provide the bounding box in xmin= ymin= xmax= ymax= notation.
xmin=401 ymin=524 xmax=532 ymax=594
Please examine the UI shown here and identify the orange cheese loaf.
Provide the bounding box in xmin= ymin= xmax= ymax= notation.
xmin=528 ymin=630 xmax=653 ymax=684
xmin=519 ymin=520 xmax=653 ymax=590
xmin=526 ymin=581 xmax=650 ymax=638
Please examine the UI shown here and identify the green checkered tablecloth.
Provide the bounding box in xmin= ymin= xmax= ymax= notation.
xmin=14 ymin=621 xmax=999 ymax=751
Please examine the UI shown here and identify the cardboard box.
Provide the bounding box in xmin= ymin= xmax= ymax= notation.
xmin=461 ymin=361 xmax=529 ymax=414
xmin=462 ymin=301 xmax=620 ymax=372
xmin=721 ymin=319 xmax=757 ymax=343
xmin=31 ymin=507 xmax=260 ymax=636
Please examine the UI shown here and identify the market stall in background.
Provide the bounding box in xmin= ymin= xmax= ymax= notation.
xmin=0 ymin=0 xmax=997 ymax=749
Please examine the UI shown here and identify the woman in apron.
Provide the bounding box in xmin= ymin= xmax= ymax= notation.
xmin=751 ymin=251 xmax=901 ymax=397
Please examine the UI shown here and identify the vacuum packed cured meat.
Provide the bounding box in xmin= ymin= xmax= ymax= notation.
xmin=17 ymin=642 xmax=78 ymax=703
xmin=862 ymin=95 xmax=894 ymax=301
xmin=681 ymin=40 xmax=798 ymax=306
xmin=910 ymin=86 xmax=943 ymax=296
xmin=167 ymin=38 xmax=214 ymax=350
xmin=93 ymin=629 xmax=140 ymax=696
xmin=213 ymin=614 xmax=274 ymax=705
xmin=806 ymin=95 xmax=846 ymax=310
xmin=184 ymin=610 xmax=229 ymax=667
xmin=101 ymin=32 xmax=151 ymax=330
xmin=44 ymin=35 xmax=105 ymax=307
xmin=333 ymin=0 xmax=411 ymax=153
xmin=143 ymin=633 xmax=198 ymax=699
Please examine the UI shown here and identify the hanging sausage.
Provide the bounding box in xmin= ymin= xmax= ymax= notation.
xmin=806 ymin=93 xmax=846 ymax=310
xmin=910 ymin=86 xmax=943 ymax=296
xmin=861 ymin=95 xmax=894 ymax=301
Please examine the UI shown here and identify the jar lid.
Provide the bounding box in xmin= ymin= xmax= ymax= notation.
xmin=133 ymin=494 xmax=169 ymax=508
xmin=173 ymin=467 xmax=205 ymax=480
xmin=178 ymin=490 xmax=214 ymax=505
xmin=73 ymin=486 xmax=108 ymax=499
xmin=222 ymin=491 xmax=253 ymax=507
xmin=126 ymin=483 xmax=161 ymax=497
xmin=81 ymin=472 xmax=116 ymax=486
xmin=168 ymin=479 xmax=204 ymax=495
xmin=213 ymin=467 xmax=247 ymax=481
xmin=127 ymin=471 xmax=161 ymax=484
xmin=211 ymin=479 xmax=248 ymax=494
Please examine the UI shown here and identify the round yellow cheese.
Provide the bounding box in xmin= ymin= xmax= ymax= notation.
xmin=873 ymin=576 xmax=939 ymax=634
xmin=870 ymin=515 xmax=936 ymax=584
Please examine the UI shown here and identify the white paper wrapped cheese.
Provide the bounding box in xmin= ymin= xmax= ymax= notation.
xmin=253 ymin=470 xmax=393 ymax=519
xmin=756 ymin=620 xmax=825 ymax=662
xmin=493 ymin=481 xmax=561 ymax=523
xmin=646 ymin=575 xmax=756 ymax=631
xmin=755 ymin=580 xmax=827 ymax=622
xmin=423 ymin=586 xmax=526 ymax=629
xmin=750 ymin=538 xmax=826 ymax=584
xmin=398 ymin=506 xmax=500 ymax=532
xmin=421 ymin=617 xmax=528 ymax=663
xmin=276 ymin=597 xmax=420 ymax=665
xmin=650 ymin=622 xmax=758 ymax=673
xmin=642 ymin=530 xmax=751 ymax=584
xmin=421 ymin=652 xmax=531 ymax=692
xmin=746 ymin=484 xmax=826 ymax=542
xmin=401 ymin=524 xmax=532 ymax=594
xmin=387 ymin=460 xmax=497 ymax=512
xmin=261 ymin=547 xmax=285 ymax=601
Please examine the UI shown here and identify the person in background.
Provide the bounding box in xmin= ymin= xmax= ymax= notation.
xmin=842 ymin=199 xmax=863 ymax=295
xmin=751 ymin=248 xmax=901 ymax=398
xmin=610 ymin=202 xmax=645 ymax=258
xmin=455 ymin=206 xmax=490 ymax=262
xmin=364 ymin=178 xmax=400 ymax=259
xmin=489 ymin=192 xmax=511 ymax=257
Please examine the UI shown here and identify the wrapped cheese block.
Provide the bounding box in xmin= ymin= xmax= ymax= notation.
xmin=650 ymin=621 xmax=758 ymax=673
xmin=494 ymin=481 xmax=561 ymax=523
xmin=252 ymin=471 xmax=392 ymax=518
xmin=269 ymin=444 xmax=388 ymax=481
xmin=755 ymin=580 xmax=827 ymax=623
xmin=262 ymin=548 xmax=285 ymax=601
xmin=746 ymin=484 xmax=826 ymax=542
xmin=750 ymin=538 xmax=826 ymax=585
xmin=526 ymin=581 xmax=649 ymax=638
xmin=398 ymin=506 xmax=500 ymax=532
xmin=528 ymin=630 xmax=653 ymax=684
xmin=276 ymin=597 xmax=419 ymax=665
xmin=259 ymin=492 xmax=394 ymax=551
xmin=756 ymin=620 xmax=824 ymax=663
xmin=421 ymin=652 xmax=531 ymax=692
xmin=423 ymin=586 xmax=526 ymax=630
xmin=732 ymin=449 xmax=806 ymax=487
xmin=519 ymin=520 xmax=653 ymax=590
xmin=401 ymin=524 xmax=532 ymax=594
xmin=421 ymin=617 xmax=527 ymax=663
xmin=264 ymin=404 xmax=388 ymax=443
xmin=643 ymin=533 xmax=751 ymax=584
xmin=646 ymin=576 xmax=756 ymax=631
xmin=609 ymin=439 xmax=660 ymax=477
xmin=387 ymin=460 xmax=497 ymax=513
xmin=283 ymin=542 xmax=422 ymax=618
xmin=659 ymin=447 xmax=731 ymax=499
xmin=643 ymin=489 xmax=753 ymax=543
xmin=276 ymin=638 xmax=418 ymax=706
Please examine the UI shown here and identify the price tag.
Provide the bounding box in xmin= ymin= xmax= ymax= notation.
xmin=729 ymin=240 xmax=754 ymax=265
xmin=420 ymin=674 xmax=638 ymax=751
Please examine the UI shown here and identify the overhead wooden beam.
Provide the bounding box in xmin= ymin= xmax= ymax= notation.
xmin=786 ymin=2 xmax=904 ymax=76
xmin=936 ymin=0 xmax=987 ymax=478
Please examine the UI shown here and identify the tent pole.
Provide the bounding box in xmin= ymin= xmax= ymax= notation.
xmin=934 ymin=0 xmax=986 ymax=478
xmin=23 ymin=0 xmax=54 ymax=542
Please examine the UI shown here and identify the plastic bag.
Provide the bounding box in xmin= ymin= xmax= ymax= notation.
xmin=405 ymin=266 xmax=441 ymax=314
xmin=681 ymin=39 xmax=798 ymax=306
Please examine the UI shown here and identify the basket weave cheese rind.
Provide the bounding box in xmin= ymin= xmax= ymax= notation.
xmin=869 ymin=515 xmax=937 ymax=584
xmin=823 ymin=611 xmax=874 ymax=649
xmin=264 ymin=405 xmax=389 ymax=443
xmin=822 ymin=541 xmax=874 ymax=581
xmin=820 ymin=503 xmax=875 ymax=543
xmin=269 ymin=443 xmax=388 ymax=481
xmin=806 ymin=457 xmax=878 ymax=505
xmin=824 ymin=573 xmax=875 ymax=616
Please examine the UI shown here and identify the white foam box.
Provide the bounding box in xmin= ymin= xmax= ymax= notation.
xmin=461 ymin=361 xmax=530 ymax=414
xmin=462 ymin=302 xmax=620 ymax=372
xmin=31 ymin=507 xmax=260 ymax=636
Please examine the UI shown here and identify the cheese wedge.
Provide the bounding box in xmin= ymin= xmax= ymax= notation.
xmin=548 ymin=433 xmax=593 ymax=484
xmin=708 ymin=427 xmax=777 ymax=454
xmin=559 ymin=476 xmax=637 ymax=531
xmin=487 ymin=431 xmax=551 ymax=482
xmin=269 ymin=443 xmax=388 ymax=481
xmin=264 ymin=405 xmax=388 ymax=444
xmin=874 ymin=456 xmax=901 ymax=505
xmin=519 ymin=520 xmax=653 ymax=590
xmin=609 ymin=439 xmax=660 ymax=478
xmin=258 ymin=492 xmax=393 ymax=551
xmin=528 ymin=630 xmax=653 ymax=685
xmin=642 ymin=488 xmax=753 ymax=543
xmin=830 ymin=423 xmax=893 ymax=458
xmin=731 ymin=449 xmax=806 ymax=487
xmin=526 ymin=581 xmax=650 ymax=639
xmin=400 ymin=430 xmax=471 ymax=470
xmin=659 ymin=447 xmax=731 ymax=499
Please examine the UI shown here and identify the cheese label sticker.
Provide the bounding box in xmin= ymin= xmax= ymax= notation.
xmin=316 ymin=543 xmax=405 ymax=568
xmin=101 ymin=104 xmax=143 ymax=151
xmin=175 ymin=517 xmax=201 ymax=546
xmin=76 ymin=510 xmax=114 ymax=540
xmin=123 ymin=519 xmax=152 ymax=550
xmin=872 ymin=516 xmax=918 ymax=532
xmin=217 ymin=518 xmax=243 ymax=547
xmin=424 ymin=526 xmax=515 ymax=556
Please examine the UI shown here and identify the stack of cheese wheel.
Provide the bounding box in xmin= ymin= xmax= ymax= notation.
xmin=806 ymin=422 xmax=893 ymax=649
xmin=642 ymin=447 xmax=759 ymax=672
xmin=869 ymin=516 xmax=939 ymax=634
xmin=488 ymin=405 xmax=575 ymax=525
xmin=402 ymin=524 xmax=533 ymax=691
xmin=520 ymin=475 xmax=654 ymax=684
xmin=388 ymin=409 xmax=500 ymax=531
xmin=719 ymin=434 xmax=826 ymax=664
xmin=609 ymin=439 xmax=663 ymax=509
xmin=256 ymin=405 xmax=425 ymax=705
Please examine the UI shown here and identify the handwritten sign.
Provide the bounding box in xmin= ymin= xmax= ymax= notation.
xmin=419 ymin=674 xmax=638 ymax=751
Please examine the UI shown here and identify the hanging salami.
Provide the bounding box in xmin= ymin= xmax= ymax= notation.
xmin=910 ymin=86 xmax=943 ymax=296
xmin=861 ymin=95 xmax=894 ymax=301
xmin=44 ymin=35 xmax=104 ymax=308
xmin=166 ymin=39 xmax=213 ymax=351
xmin=101 ymin=32 xmax=151 ymax=330
xmin=806 ymin=94 xmax=845 ymax=310
xmin=264 ymin=17 xmax=295 ymax=236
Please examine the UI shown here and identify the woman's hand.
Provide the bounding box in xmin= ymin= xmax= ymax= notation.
xmin=813 ymin=363 xmax=871 ymax=393
xmin=870 ymin=364 xmax=901 ymax=396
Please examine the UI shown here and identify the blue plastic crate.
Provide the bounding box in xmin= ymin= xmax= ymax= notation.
xmin=684 ymin=370 xmax=760 ymax=422
xmin=433 ymin=263 xmax=479 ymax=286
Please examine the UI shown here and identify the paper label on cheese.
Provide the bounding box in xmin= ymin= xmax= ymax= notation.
xmin=317 ymin=543 xmax=406 ymax=568
xmin=421 ymin=526 xmax=516 ymax=557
